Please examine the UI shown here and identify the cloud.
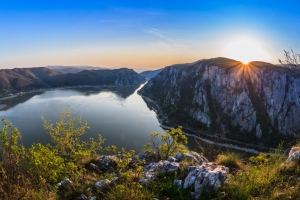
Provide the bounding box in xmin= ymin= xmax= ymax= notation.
xmin=144 ymin=28 xmax=175 ymax=42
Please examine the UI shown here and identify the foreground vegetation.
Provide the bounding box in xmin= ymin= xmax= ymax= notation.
xmin=0 ymin=110 xmax=299 ymax=199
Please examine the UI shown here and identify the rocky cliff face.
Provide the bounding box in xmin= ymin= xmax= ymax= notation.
xmin=139 ymin=58 xmax=300 ymax=147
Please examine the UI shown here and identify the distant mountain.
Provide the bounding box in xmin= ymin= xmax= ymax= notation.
xmin=139 ymin=57 xmax=300 ymax=147
xmin=0 ymin=67 xmax=146 ymax=96
xmin=46 ymin=65 xmax=108 ymax=74
xmin=0 ymin=67 xmax=61 ymax=91
xmin=53 ymin=68 xmax=146 ymax=87
xmin=139 ymin=69 xmax=163 ymax=79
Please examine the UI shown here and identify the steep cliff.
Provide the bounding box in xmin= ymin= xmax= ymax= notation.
xmin=139 ymin=57 xmax=300 ymax=147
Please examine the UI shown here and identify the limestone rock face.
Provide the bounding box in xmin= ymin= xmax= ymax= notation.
xmin=139 ymin=58 xmax=300 ymax=146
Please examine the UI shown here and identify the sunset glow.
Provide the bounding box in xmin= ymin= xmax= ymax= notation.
xmin=222 ymin=38 xmax=268 ymax=64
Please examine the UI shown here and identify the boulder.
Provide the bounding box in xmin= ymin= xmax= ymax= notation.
xmin=143 ymin=160 xmax=180 ymax=181
xmin=286 ymin=147 xmax=300 ymax=163
xmin=174 ymin=152 xmax=208 ymax=165
xmin=183 ymin=163 xmax=227 ymax=199
xmin=95 ymin=179 xmax=110 ymax=190
xmin=97 ymin=156 xmax=117 ymax=173
xmin=57 ymin=178 xmax=73 ymax=188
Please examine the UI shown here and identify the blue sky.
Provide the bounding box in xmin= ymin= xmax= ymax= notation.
xmin=0 ymin=1 xmax=299 ymax=70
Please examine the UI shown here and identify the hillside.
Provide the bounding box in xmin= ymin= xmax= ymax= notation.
xmin=0 ymin=67 xmax=146 ymax=97
xmin=53 ymin=68 xmax=146 ymax=87
xmin=46 ymin=65 xmax=108 ymax=74
xmin=139 ymin=68 xmax=163 ymax=79
xmin=139 ymin=57 xmax=300 ymax=147
xmin=0 ymin=67 xmax=61 ymax=92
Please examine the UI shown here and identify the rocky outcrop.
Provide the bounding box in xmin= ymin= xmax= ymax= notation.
xmin=88 ymin=152 xmax=226 ymax=199
xmin=139 ymin=58 xmax=300 ymax=147
xmin=140 ymin=152 xmax=227 ymax=199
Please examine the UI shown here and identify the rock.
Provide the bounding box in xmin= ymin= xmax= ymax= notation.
xmin=167 ymin=156 xmax=177 ymax=162
xmin=135 ymin=152 xmax=160 ymax=165
xmin=144 ymin=160 xmax=180 ymax=181
xmin=78 ymin=194 xmax=88 ymax=200
xmin=173 ymin=179 xmax=182 ymax=188
xmin=174 ymin=152 xmax=208 ymax=165
xmin=297 ymin=177 xmax=300 ymax=181
xmin=111 ymin=177 xmax=119 ymax=183
xmin=139 ymin=58 xmax=300 ymax=146
xmin=95 ymin=179 xmax=111 ymax=190
xmin=183 ymin=163 xmax=227 ymax=199
xmin=88 ymin=197 xmax=97 ymax=200
xmin=286 ymin=147 xmax=300 ymax=163
xmin=58 ymin=178 xmax=73 ymax=188
xmin=90 ymin=163 xmax=100 ymax=171
xmin=97 ymin=156 xmax=117 ymax=173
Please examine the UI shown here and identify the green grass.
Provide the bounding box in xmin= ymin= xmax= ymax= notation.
xmin=216 ymin=152 xmax=243 ymax=169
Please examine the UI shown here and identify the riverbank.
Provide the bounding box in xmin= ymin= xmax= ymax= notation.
xmin=0 ymin=104 xmax=7 ymax=110
xmin=0 ymin=84 xmax=142 ymax=102
xmin=138 ymin=92 xmax=276 ymax=155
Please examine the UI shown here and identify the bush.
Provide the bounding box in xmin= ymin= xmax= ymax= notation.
xmin=216 ymin=152 xmax=243 ymax=168
xmin=143 ymin=126 xmax=188 ymax=159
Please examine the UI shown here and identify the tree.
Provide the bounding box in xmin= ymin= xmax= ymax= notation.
xmin=278 ymin=49 xmax=300 ymax=69
xmin=42 ymin=109 xmax=105 ymax=164
xmin=143 ymin=126 xmax=188 ymax=159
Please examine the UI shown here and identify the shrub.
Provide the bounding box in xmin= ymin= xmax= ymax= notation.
xmin=0 ymin=118 xmax=36 ymax=199
xmin=42 ymin=109 xmax=105 ymax=164
xmin=143 ymin=126 xmax=188 ymax=159
xmin=216 ymin=152 xmax=243 ymax=168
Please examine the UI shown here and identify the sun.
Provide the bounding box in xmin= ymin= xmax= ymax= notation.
xmin=222 ymin=37 xmax=268 ymax=64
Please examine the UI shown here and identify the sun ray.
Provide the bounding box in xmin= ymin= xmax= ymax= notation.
xmin=222 ymin=37 xmax=268 ymax=63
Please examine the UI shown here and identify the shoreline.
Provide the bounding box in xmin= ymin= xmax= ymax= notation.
xmin=138 ymin=92 xmax=275 ymax=155
xmin=0 ymin=84 xmax=142 ymax=102
xmin=0 ymin=104 xmax=7 ymax=110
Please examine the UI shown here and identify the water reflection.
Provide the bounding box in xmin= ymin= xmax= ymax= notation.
xmin=0 ymin=84 xmax=255 ymax=160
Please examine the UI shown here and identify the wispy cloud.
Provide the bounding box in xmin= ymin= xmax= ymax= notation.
xmin=144 ymin=28 xmax=175 ymax=42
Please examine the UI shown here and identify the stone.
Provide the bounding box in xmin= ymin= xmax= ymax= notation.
xmin=286 ymin=147 xmax=300 ymax=163
xmin=167 ymin=156 xmax=177 ymax=162
xmin=90 ymin=163 xmax=100 ymax=171
xmin=111 ymin=177 xmax=119 ymax=183
xmin=95 ymin=179 xmax=111 ymax=190
xmin=88 ymin=196 xmax=97 ymax=200
xmin=97 ymin=156 xmax=117 ymax=173
xmin=78 ymin=194 xmax=88 ymax=200
xmin=183 ymin=163 xmax=227 ymax=199
xmin=174 ymin=152 xmax=208 ymax=165
xmin=58 ymin=178 xmax=73 ymax=188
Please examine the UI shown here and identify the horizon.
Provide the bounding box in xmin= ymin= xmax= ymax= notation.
xmin=1 ymin=1 xmax=299 ymax=70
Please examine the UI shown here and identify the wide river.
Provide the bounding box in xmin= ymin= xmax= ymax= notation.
xmin=0 ymin=84 xmax=252 ymax=160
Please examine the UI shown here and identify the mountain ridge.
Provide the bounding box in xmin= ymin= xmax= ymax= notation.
xmin=0 ymin=67 xmax=146 ymax=97
xmin=139 ymin=57 xmax=300 ymax=147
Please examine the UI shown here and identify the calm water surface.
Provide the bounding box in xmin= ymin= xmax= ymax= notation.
xmin=0 ymin=84 xmax=252 ymax=160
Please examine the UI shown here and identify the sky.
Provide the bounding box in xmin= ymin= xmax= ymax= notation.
xmin=0 ymin=0 xmax=300 ymax=71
